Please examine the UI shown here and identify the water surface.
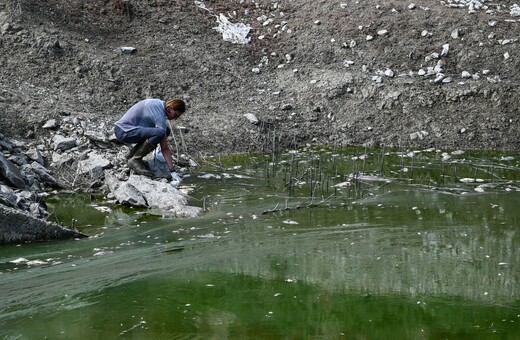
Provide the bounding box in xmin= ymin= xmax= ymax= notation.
xmin=1 ymin=146 xmax=519 ymax=338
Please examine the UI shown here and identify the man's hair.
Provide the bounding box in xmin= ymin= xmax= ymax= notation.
xmin=165 ymin=98 xmax=186 ymax=113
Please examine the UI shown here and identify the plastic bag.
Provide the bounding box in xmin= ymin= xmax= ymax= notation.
xmin=213 ymin=14 xmax=251 ymax=44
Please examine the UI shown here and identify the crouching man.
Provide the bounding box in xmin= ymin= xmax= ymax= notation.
xmin=114 ymin=98 xmax=185 ymax=183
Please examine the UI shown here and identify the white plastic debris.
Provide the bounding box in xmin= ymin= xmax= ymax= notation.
xmin=154 ymin=148 xmax=165 ymax=162
xmin=213 ymin=13 xmax=251 ymax=44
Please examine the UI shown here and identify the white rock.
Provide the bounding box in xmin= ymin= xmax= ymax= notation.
xmin=434 ymin=74 xmax=445 ymax=83
xmin=504 ymin=52 xmax=510 ymax=60
xmin=115 ymin=46 xmax=137 ymax=55
xmin=377 ymin=29 xmax=388 ymax=36
xmin=461 ymin=71 xmax=471 ymax=78
xmin=384 ymin=68 xmax=394 ymax=77
xmin=425 ymin=52 xmax=439 ymax=61
xmin=418 ymin=69 xmax=426 ymax=76
xmin=343 ymin=60 xmax=354 ymax=67
xmin=441 ymin=43 xmax=449 ymax=57
xmin=510 ymin=4 xmax=520 ymax=16
xmin=77 ymin=151 xmax=112 ymax=178
xmin=408 ymin=3 xmax=416 ymax=10
xmin=42 ymin=119 xmax=58 ymax=129
xmin=243 ymin=113 xmax=259 ymax=125
xmin=366 ymin=35 xmax=373 ymax=41
xmin=262 ymin=18 xmax=273 ymax=26
xmin=52 ymin=135 xmax=77 ymax=151
xmin=451 ymin=29 xmax=459 ymax=39
xmin=410 ymin=131 xmax=429 ymax=140
xmin=252 ymin=67 xmax=260 ymax=73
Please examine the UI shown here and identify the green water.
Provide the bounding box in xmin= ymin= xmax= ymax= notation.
xmin=1 ymin=146 xmax=520 ymax=339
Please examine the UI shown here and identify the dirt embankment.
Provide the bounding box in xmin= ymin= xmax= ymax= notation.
xmin=0 ymin=0 xmax=519 ymax=154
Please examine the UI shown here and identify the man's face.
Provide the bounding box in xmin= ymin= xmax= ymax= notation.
xmin=167 ymin=108 xmax=183 ymax=120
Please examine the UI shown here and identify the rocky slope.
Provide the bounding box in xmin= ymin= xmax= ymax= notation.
xmin=1 ymin=0 xmax=519 ymax=153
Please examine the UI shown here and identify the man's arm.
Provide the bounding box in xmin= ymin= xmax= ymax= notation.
xmin=160 ymin=136 xmax=176 ymax=172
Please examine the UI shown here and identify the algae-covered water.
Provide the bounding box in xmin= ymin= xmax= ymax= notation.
xmin=1 ymin=146 xmax=520 ymax=339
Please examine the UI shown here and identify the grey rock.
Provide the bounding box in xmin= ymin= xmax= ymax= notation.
xmin=244 ymin=113 xmax=259 ymax=125
xmin=84 ymin=130 xmax=108 ymax=143
xmin=51 ymin=151 xmax=74 ymax=167
xmin=0 ymin=139 xmax=13 ymax=152
xmin=104 ymin=173 xmax=202 ymax=217
xmin=410 ymin=130 xmax=429 ymax=140
xmin=115 ymin=46 xmax=137 ymax=55
xmin=52 ymin=135 xmax=77 ymax=151
xmin=0 ymin=153 xmax=25 ymax=189
xmin=0 ymin=204 xmax=87 ymax=244
xmin=441 ymin=43 xmax=449 ymax=57
xmin=26 ymin=148 xmax=44 ymax=165
xmin=105 ymin=173 xmax=147 ymax=207
xmin=28 ymin=161 xmax=66 ymax=189
xmin=0 ymin=184 xmax=17 ymax=207
xmin=76 ymin=151 xmax=112 ymax=179
xmin=43 ymin=119 xmax=59 ymax=129
xmin=451 ymin=29 xmax=459 ymax=39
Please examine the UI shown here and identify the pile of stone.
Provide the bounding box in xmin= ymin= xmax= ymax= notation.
xmin=0 ymin=115 xmax=200 ymax=243
xmin=0 ymin=133 xmax=87 ymax=244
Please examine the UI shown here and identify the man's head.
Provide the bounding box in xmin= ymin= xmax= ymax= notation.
xmin=165 ymin=98 xmax=186 ymax=120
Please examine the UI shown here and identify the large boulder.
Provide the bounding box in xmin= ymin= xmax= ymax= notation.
xmin=0 ymin=204 xmax=87 ymax=244
xmin=104 ymin=173 xmax=202 ymax=218
xmin=0 ymin=153 xmax=25 ymax=189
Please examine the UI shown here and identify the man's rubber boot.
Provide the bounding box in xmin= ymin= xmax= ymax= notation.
xmin=127 ymin=141 xmax=155 ymax=177
xmin=125 ymin=142 xmax=143 ymax=160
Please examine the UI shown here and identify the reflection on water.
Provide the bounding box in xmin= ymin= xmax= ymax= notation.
xmin=1 ymin=146 xmax=519 ymax=338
